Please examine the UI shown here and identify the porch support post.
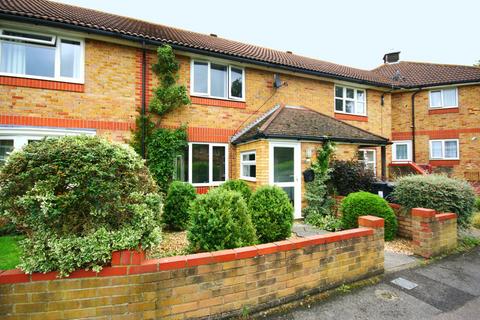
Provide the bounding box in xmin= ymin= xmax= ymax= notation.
xmin=381 ymin=145 xmax=387 ymax=181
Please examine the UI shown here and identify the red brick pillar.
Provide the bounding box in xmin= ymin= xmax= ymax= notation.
xmin=358 ymin=215 xmax=385 ymax=272
xmin=411 ymin=208 xmax=436 ymax=258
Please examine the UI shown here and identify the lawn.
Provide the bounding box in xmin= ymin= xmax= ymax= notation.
xmin=0 ymin=235 xmax=23 ymax=270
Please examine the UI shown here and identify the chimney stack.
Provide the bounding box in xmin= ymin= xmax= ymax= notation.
xmin=383 ymin=51 xmax=400 ymax=64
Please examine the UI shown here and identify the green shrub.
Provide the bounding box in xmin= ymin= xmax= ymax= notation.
xmin=218 ymin=179 xmax=252 ymax=202
xmin=391 ymin=174 xmax=476 ymax=228
xmin=163 ymin=181 xmax=196 ymax=231
xmin=476 ymin=197 xmax=480 ymax=211
xmin=329 ymin=160 xmax=375 ymax=196
xmin=471 ymin=212 xmax=480 ymax=229
xmin=306 ymin=213 xmax=343 ymax=232
xmin=340 ymin=192 xmax=397 ymax=241
xmin=188 ymin=188 xmax=257 ymax=251
xmin=248 ymin=186 xmax=293 ymax=243
xmin=0 ymin=136 xmax=162 ymax=276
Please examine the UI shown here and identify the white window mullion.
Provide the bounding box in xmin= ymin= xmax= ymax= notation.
xmin=208 ymin=144 xmax=213 ymax=184
xmin=207 ymin=61 xmax=211 ymax=97
xmin=188 ymin=143 xmax=193 ymax=184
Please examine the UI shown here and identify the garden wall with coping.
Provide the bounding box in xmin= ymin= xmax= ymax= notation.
xmin=411 ymin=208 xmax=457 ymax=258
xmin=0 ymin=216 xmax=384 ymax=320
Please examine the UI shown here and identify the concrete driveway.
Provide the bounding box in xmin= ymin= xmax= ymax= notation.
xmin=267 ymin=247 xmax=480 ymax=320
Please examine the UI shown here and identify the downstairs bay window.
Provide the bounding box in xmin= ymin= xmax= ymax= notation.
xmin=179 ymin=143 xmax=228 ymax=186
xmin=0 ymin=28 xmax=84 ymax=83
xmin=429 ymin=139 xmax=459 ymax=160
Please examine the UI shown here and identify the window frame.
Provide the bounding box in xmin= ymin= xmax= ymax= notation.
xmin=190 ymin=59 xmax=245 ymax=101
xmin=429 ymin=87 xmax=458 ymax=109
xmin=334 ymin=85 xmax=367 ymax=116
xmin=0 ymin=28 xmax=85 ymax=84
xmin=358 ymin=149 xmax=376 ymax=174
xmin=392 ymin=140 xmax=412 ymax=162
xmin=188 ymin=142 xmax=229 ymax=186
xmin=429 ymin=139 xmax=459 ymax=160
xmin=240 ymin=150 xmax=256 ymax=181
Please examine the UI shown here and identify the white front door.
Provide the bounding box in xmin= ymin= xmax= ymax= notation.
xmin=269 ymin=141 xmax=302 ymax=219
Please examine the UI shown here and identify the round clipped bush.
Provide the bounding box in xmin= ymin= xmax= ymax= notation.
xmin=188 ymin=188 xmax=257 ymax=252
xmin=218 ymin=179 xmax=252 ymax=202
xmin=163 ymin=181 xmax=196 ymax=231
xmin=248 ymin=186 xmax=294 ymax=243
xmin=391 ymin=174 xmax=476 ymax=228
xmin=0 ymin=136 xmax=162 ymax=276
xmin=340 ymin=192 xmax=397 ymax=241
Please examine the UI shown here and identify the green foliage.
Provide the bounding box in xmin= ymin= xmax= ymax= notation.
xmin=0 ymin=235 xmax=23 ymax=270
xmin=188 ymin=188 xmax=257 ymax=252
xmin=131 ymin=45 xmax=190 ymax=193
xmin=248 ymin=186 xmax=293 ymax=243
xmin=340 ymin=192 xmax=397 ymax=241
xmin=476 ymin=197 xmax=480 ymax=211
xmin=329 ymin=160 xmax=375 ymax=196
xmin=303 ymin=141 xmax=336 ymax=226
xmin=391 ymin=174 xmax=476 ymax=228
xmin=306 ymin=214 xmax=343 ymax=232
xmin=163 ymin=181 xmax=196 ymax=231
xmin=0 ymin=221 xmax=21 ymax=236
xmin=0 ymin=136 xmax=162 ymax=276
xmin=146 ymin=127 xmax=188 ymax=193
xmin=218 ymin=179 xmax=252 ymax=202
xmin=471 ymin=212 xmax=480 ymax=229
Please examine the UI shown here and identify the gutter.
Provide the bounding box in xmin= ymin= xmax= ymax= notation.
xmin=0 ymin=13 xmax=392 ymax=89
xmin=232 ymin=133 xmax=390 ymax=146
xmin=411 ymin=89 xmax=422 ymax=162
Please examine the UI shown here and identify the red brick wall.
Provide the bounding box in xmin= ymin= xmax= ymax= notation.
xmin=0 ymin=216 xmax=384 ymax=319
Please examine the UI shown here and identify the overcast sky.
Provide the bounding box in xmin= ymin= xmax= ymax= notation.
xmin=55 ymin=0 xmax=479 ymax=70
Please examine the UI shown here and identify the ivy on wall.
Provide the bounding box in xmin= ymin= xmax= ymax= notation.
xmin=132 ymin=45 xmax=191 ymax=193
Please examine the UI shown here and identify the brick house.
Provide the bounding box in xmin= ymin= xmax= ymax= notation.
xmin=0 ymin=0 xmax=479 ymax=218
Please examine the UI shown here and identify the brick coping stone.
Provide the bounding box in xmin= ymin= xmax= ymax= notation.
xmin=0 ymin=216 xmax=383 ymax=284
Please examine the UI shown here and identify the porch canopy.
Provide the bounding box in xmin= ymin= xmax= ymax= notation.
xmin=232 ymin=105 xmax=390 ymax=179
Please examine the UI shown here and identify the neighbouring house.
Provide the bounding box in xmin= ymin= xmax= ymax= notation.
xmin=0 ymin=0 xmax=479 ymax=219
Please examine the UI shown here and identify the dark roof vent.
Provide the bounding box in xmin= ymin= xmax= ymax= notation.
xmin=286 ymin=50 xmax=293 ymax=54
xmin=383 ymin=51 xmax=400 ymax=64
xmin=209 ymin=33 xmax=217 ymax=37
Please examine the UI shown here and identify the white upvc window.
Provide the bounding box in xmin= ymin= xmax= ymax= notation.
xmin=188 ymin=143 xmax=228 ymax=186
xmin=0 ymin=28 xmax=84 ymax=83
xmin=0 ymin=126 xmax=95 ymax=166
xmin=191 ymin=60 xmax=245 ymax=100
xmin=358 ymin=149 xmax=376 ymax=174
xmin=429 ymin=87 xmax=458 ymax=109
xmin=240 ymin=151 xmax=256 ymax=181
xmin=334 ymin=85 xmax=367 ymax=116
xmin=429 ymin=139 xmax=459 ymax=160
xmin=392 ymin=140 xmax=412 ymax=162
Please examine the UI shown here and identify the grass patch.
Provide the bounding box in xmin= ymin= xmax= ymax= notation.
xmin=0 ymin=235 xmax=23 ymax=270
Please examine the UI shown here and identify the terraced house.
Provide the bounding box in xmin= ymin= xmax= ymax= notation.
xmin=0 ymin=0 xmax=479 ymax=218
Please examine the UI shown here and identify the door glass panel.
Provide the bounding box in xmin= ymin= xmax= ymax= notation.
xmin=0 ymin=140 xmax=14 ymax=166
xmin=282 ymin=186 xmax=294 ymax=208
xmin=274 ymin=147 xmax=294 ymax=183
xmin=192 ymin=144 xmax=209 ymax=183
xmin=212 ymin=146 xmax=226 ymax=182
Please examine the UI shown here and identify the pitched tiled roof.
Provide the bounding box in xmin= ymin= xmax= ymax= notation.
xmin=372 ymin=61 xmax=480 ymax=88
xmin=231 ymin=106 xmax=389 ymax=145
xmin=0 ymin=0 xmax=391 ymax=86
xmin=0 ymin=0 xmax=479 ymax=88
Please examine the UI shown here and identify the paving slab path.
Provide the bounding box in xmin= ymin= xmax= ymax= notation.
xmin=266 ymin=247 xmax=480 ymax=320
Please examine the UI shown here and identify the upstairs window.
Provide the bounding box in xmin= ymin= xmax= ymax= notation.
xmin=191 ymin=60 xmax=244 ymax=100
xmin=429 ymin=139 xmax=459 ymax=160
xmin=0 ymin=29 xmax=84 ymax=82
xmin=429 ymin=88 xmax=458 ymax=108
xmin=335 ymin=85 xmax=366 ymax=116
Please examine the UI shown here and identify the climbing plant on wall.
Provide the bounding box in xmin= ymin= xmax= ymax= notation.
xmin=131 ymin=45 xmax=191 ymax=193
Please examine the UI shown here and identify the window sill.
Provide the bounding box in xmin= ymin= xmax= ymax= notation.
xmin=428 ymin=108 xmax=459 ymax=115
xmin=429 ymin=159 xmax=460 ymax=166
xmin=191 ymin=96 xmax=246 ymax=109
xmin=0 ymin=76 xmax=84 ymax=92
xmin=240 ymin=177 xmax=256 ymax=182
xmin=334 ymin=113 xmax=368 ymax=122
